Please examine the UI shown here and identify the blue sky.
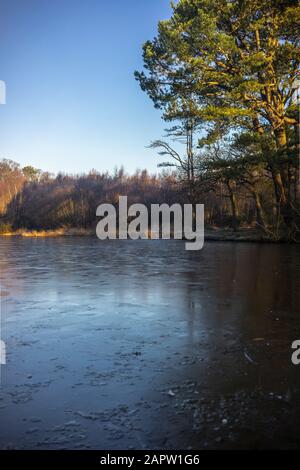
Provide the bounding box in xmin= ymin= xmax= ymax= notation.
xmin=0 ymin=0 xmax=173 ymax=175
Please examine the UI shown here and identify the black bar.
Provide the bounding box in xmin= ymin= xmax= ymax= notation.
xmin=0 ymin=449 xmax=296 ymax=466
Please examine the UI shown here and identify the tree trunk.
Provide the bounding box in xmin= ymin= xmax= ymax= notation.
xmin=227 ymin=181 xmax=239 ymax=232
xmin=252 ymin=190 xmax=266 ymax=229
xmin=274 ymin=126 xmax=293 ymax=228
xmin=295 ymin=123 xmax=300 ymax=205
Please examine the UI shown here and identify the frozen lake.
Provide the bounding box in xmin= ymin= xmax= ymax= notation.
xmin=0 ymin=237 xmax=300 ymax=449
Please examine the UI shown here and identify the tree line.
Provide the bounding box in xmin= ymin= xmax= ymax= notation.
xmin=0 ymin=157 xmax=284 ymax=235
xmin=0 ymin=159 xmax=181 ymax=232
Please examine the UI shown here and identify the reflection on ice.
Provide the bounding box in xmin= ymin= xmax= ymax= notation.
xmin=0 ymin=238 xmax=300 ymax=449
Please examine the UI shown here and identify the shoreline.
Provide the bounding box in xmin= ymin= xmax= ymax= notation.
xmin=0 ymin=227 xmax=294 ymax=243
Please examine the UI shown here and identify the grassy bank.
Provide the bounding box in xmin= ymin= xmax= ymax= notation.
xmin=0 ymin=226 xmax=292 ymax=243
xmin=0 ymin=227 xmax=95 ymax=237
